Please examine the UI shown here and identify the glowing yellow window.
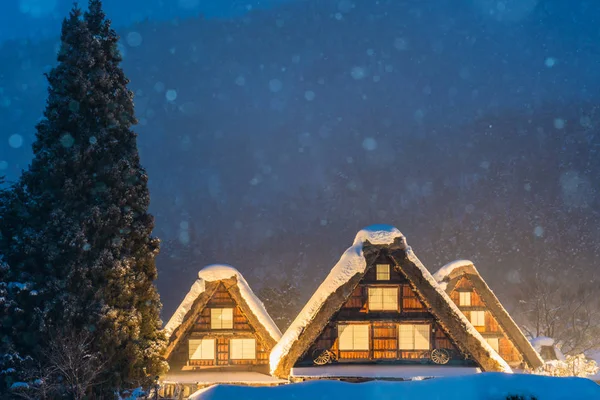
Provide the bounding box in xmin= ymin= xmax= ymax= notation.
xmin=376 ymin=264 xmax=390 ymax=280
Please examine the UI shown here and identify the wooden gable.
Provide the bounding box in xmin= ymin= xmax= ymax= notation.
xmin=295 ymin=255 xmax=474 ymax=367
xmin=271 ymin=237 xmax=513 ymax=378
xmin=448 ymin=276 xmax=524 ymax=367
xmin=166 ymin=281 xmax=270 ymax=371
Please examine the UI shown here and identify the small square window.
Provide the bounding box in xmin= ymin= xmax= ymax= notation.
xmin=398 ymin=324 xmax=430 ymax=350
xmin=189 ymin=339 xmax=215 ymax=360
xmin=368 ymin=287 xmax=398 ymax=311
xmin=376 ymin=264 xmax=390 ymax=280
xmin=470 ymin=311 xmax=486 ymax=327
xmin=230 ymin=338 xmax=256 ymax=359
xmin=459 ymin=292 xmax=472 ymax=306
xmin=338 ymin=324 xmax=369 ymax=350
xmin=211 ymin=308 xmax=233 ymax=329
xmin=486 ymin=337 xmax=499 ymax=352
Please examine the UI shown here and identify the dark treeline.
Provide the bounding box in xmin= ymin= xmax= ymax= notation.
xmin=0 ymin=0 xmax=599 ymax=322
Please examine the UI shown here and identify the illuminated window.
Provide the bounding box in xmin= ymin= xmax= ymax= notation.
xmin=368 ymin=287 xmax=398 ymax=311
xmin=486 ymin=337 xmax=499 ymax=352
xmin=459 ymin=292 xmax=472 ymax=306
xmin=398 ymin=324 xmax=430 ymax=350
xmin=188 ymin=339 xmax=215 ymax=360
xmin=376 ymin=264 xmax=390 ymax=280
xmin=230 ymin=338 xmax=256 ymax=359
xmin=338 ymin=324 xmax=369 ymax=350
xmin=211 ymin=308 xmax=233 ymax=329
xmin=471 ymin=311 xmax=485 ymax=327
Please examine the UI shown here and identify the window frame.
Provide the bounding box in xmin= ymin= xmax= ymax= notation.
xmin=375 ymin=264 xmax=391 ymax=281
xmin=368 ymin=286 xmax=399 ymax=311
xmin=230 ymin=338 xmax=256 ymax=360
xmin=470 ymin=310 xmax=486 ymax=327
xmin=188 ymin=338 xmax=216 ymax=360
xmin=210 ymin=308 xmax=234 ymax=330
xmin=459 ymin=291 xmax=472 ymax=306
xmin=398 ymin=323 xmax=431 ymax=350
xmin=338 ymin=323 xmax=370 ymax=351
xmin=485 ymin=337 xmax=500 ymax=352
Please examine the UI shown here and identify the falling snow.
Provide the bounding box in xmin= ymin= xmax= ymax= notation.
xmin=0 ymin=3 xmax=599 ymax=374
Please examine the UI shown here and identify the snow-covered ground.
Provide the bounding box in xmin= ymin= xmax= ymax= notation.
xmin=162 ymin=371 xmax=286 ymax=385
xmin=189 ymin=373 xmax=600 ymax=400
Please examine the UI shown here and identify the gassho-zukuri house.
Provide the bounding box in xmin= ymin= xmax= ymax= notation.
xmin=433 ymin=260 xmax=544 ymax=371
xmin=269 ymin=225 xmax=513 ymax=382
xmin=161 ymin=264 xmax=286 ymax=396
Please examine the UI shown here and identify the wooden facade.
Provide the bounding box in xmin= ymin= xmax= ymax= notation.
xmin=167 ymin=283 xmax=270 ymax=372
xmin=448 ymin=276 xmax=524 ymax=367
xmin=295 ymin=255 xmax=477 ymax=368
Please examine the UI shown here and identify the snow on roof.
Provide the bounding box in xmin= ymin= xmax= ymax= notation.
xmin=269 ymin=225 xmax=404 ymax=374
xmin=163 ymin=264 xmax=281 ymax=342
xmin=433 ymin=259 xmax=475 ymax=283
xmin=405 ymin=250 xmax=512 ymax=373
xmin=530 ymin=337 xmax=565 ymax=361
xmin=530 ymin=336 xmax=556 ymax=352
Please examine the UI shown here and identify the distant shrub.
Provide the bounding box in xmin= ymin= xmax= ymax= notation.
xmin=506 ymin=396 xmax=538 ymax=400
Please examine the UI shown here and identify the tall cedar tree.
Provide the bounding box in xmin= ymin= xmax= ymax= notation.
xmin=0 ymin=1 xmax=166 ymax=394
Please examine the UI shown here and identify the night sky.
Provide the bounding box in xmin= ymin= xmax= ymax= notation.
xmin=1 ymin=0 xmax=599 ymax=320
xmin=0 ymin=0 xmax=293 ymax=40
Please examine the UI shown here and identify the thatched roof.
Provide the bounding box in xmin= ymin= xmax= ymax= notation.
xmin=163 ymin=264 xmax=282 ymax=360
xmin=269 ymin=225 xmax=512 ymax=379
xmin=434 ymin=260 xmax=544 ymax=370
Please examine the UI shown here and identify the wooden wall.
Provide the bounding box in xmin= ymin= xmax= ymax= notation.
xmin=167 ymin=283 xmax=269 ymax=371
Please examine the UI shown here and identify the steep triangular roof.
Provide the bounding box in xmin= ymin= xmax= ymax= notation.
xmin=269 ymin=225 xmax=512 ymax=378
xmin=163 ymin=264 xmax=282 ymax=360
xmin=434 ymin=260 xmax=544 ymax=370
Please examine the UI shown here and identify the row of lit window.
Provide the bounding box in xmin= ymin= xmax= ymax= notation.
xmin=338 ymin=323 xmax=499 ymax=352
xmin=337 ymin=323 xmax=431 ymax=351
xmin=189 ymin=338 xmax=256 ymax=360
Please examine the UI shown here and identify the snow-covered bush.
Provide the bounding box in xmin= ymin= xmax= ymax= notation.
xmin=538 ymin=354 xmax=599 ymax=378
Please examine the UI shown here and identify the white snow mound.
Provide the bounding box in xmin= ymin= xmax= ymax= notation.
xmin=189 ymin=373 xmax=600 ymax=400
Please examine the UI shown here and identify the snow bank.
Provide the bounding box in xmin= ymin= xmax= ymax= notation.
xmin=189 ymin=373 xmax=600 ymax=400
xmin=163 ymin=264 xmax=281 ymax=341
xmin=433 ymin=259 xmax=475 ymax=282
xmin=405 ymin=250 xmax=512 ymax=373
xmin=270 ymin=225 xmax=404 ymax=374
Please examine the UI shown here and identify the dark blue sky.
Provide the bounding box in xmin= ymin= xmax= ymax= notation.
xmin=0 ymin=0 xmax=294 ymax=41
xmin=2 ymin=0 xmax=600 ymax=316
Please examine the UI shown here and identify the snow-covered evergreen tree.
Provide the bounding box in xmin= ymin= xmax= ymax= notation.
xmin=0 ymin=1 xmax=166 ymax=395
